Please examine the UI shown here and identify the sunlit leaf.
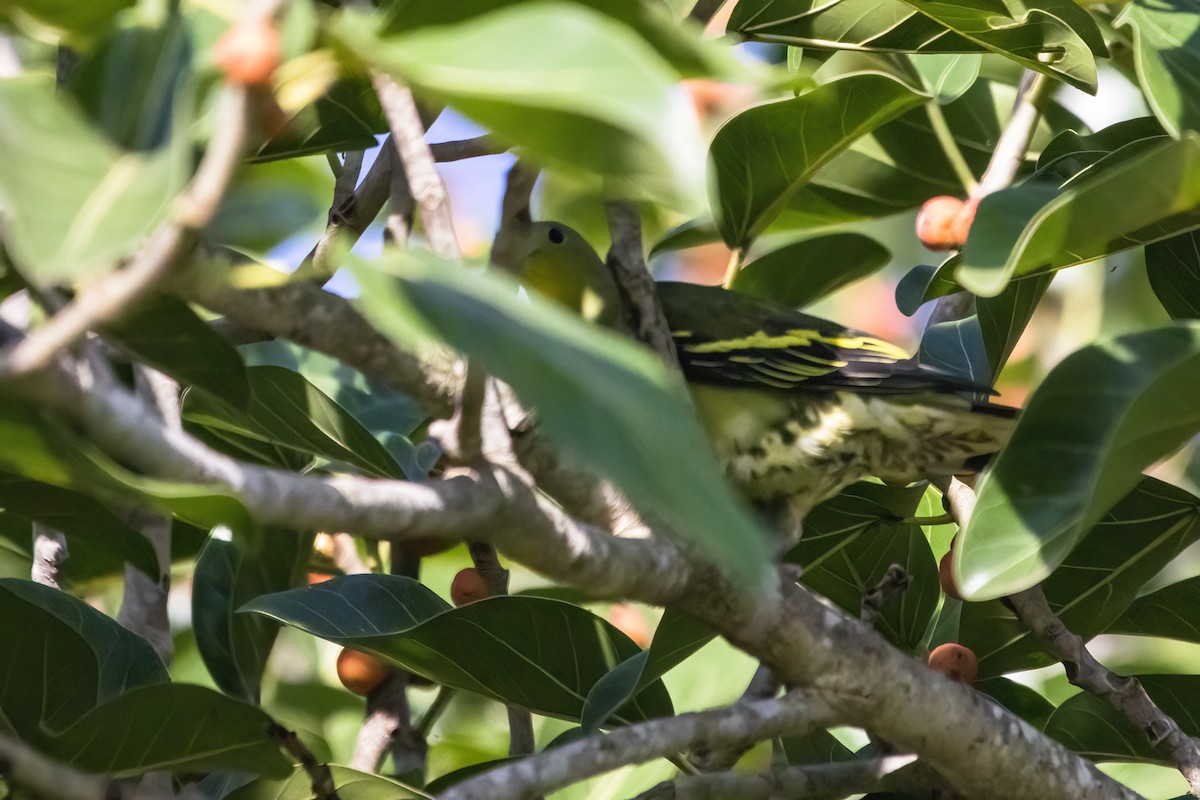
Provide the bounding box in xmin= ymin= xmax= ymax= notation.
xmin=732 ymin=234 xmax=890 ymax=307
xmin=1117 ymin=0 xmax=1200 ymax=138
xmin=958 ymin=325 xmax=1200 ymax=599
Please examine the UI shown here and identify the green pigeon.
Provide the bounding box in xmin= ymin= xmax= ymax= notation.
xmin=521 ymin=221 xmax=1016 ymax=520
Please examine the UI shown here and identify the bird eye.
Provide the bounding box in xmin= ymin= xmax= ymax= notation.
xmin=548 ymin=227 xmax=565 ymax=244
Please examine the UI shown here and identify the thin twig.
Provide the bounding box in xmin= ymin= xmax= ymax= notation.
xmin=330 ymin=150 xmax=366 ymax=223
xmin=31 ymin=522 xmax=67 ymax=588
xmin=688 ymin=0 xmax=727 ymax=24
xmin=975 ymin=71 xmax=1052 ymax=197
xmin=438 ymin=691 xmax=837 ymax=800
xmin=925 ymin=102 xmax=978 ymax=195
xmin=631 ymin=754 xmax=919 ymax=800
xmin=116 ymin=367 xmax=178 ymax=663
xmin=721 ymin=248 xmax=743 ymax=290
xmin=605 ymin=202 xmax=677 ymax=367
xmin=0 ymin=87 xmax=254 ymax=377
xmin=268 ymin=724 xmax=341 ymax=800
xmin=294 ymin=142 xmax=395 ymax=282
xmin=429 ymin=136 xmax=506 ymax=163
xmin=691 ymin=664 xmax=782 ymax=772
xmin=371 ymin=73 xmax=459 ymax=260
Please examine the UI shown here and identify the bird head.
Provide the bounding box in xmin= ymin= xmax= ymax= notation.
xmin=520 ymin=221 xmax=622 ymax=327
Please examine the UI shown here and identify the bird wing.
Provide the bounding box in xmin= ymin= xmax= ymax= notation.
xmin=658 ymin=282 xmax=990 ymax=395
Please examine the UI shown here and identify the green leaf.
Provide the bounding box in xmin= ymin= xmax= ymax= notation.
xmin=102 ymin=293 xmax=251 ymax=408
xmin=957 ymin=134 xmax=1200 ymax=297
xmin=977 ymin=273 xmax=1053 ymax=379
xmin=379 ymin=0 xmax=734 ymax=78
xmin=958 ymin=478 xmax=1200 ymax=677
xmin=727 ymin=0 xmax=1105 ymax=92
xmin=209 ymin=158 xmax=331 ymax=253
xmin=254 ymin=77 xmax=386 ymax=162
xmin=788 ymin=482 xmax=938 ymax=651
xmin=225 ymin=765 xmax=424 ymax=800
xmin=1044 ymin=675 xmax=1200 ymax=763
xmin=48 ymin=684 xmax=292 ymax=777
xmin=895 ymin=261 xmax=960 ymax=316
xmin=352 ymin=252 xmax=771 ymax=582
xmin=781 ymin=729 xmax=855 ymax=765
xmin=959 ymin=325 xmax=1200 ymax=599
xmin=911 ymin=54 xmax=981 ymax=105
xmin=244 ymin=575 xmax=672 ymax=724
xmin=183 ymin=366 xmax=405 ymax=479
xmin=0 ymin=579 xmax=168 ymax=744
xmin=1109 ymin=576 xmax=1200 ymax=643
xmin=68 ymin=14 xmax=192 ymax=152
xmin=193 ymin=527 xmax=311 ymax=702
xmin=918 ymin=316 xmax=990 ymax=387
xmin=580 ymin=609 xmax=713 ymax=732
xmin=0 ymin=75 xmax=189 ymax=284
xmin=975 ymin=677 xmax=1056 ymax=729
xmin=0 ymin=476 xmax=160 ymax=581
xmin=731 ymin=234 xmax=890 ymax=307
xmin=334 ymin=4 xmax=704 ymax=206
xmin=5 ymin=0 xmax=133 ymax=35
xmin=1117 ymin=0 xmax=1200 ymax=138
xmin=1146 ymin=230 xmax=1200 ymax=319
xmin=710 ymin=74 xmax=926 ymax=248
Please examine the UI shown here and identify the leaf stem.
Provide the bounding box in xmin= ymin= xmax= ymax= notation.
xmin=925 ymin=102 xmax=978 ymax=195
xmin=721 ymin=248 xmax=744 ymax=290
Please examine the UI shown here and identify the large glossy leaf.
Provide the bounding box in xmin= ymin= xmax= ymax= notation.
xmin=728 ymin=0 xmax=1104 ymax=92
xmin=240 ymin=340 xmax=429 ymax=477
xmin=1117 ymin=0 xmax=1200 ymax=139
xmin=193 ymin=527 xmax=311 ymax=702
xmin=68 ymin=14 xmax=191 ymax=152
xmin=183 ymin=366 xmax=405 ymax=479
xmin=244 ymin=576 xmax=672 ymax=724
xmin=958 ymin=324 xmax=1200 ymax=599
xmin=1109 ymin=576 xmax=1200 ymax=643
xmin=958 ymin=478 xmax=1200 ymax=677
xmin=957 ymin=134 xmax=1200 ymax=297
xmin=225 ymin=765 xmax=423 ymax=800
xmin=102 ymin=292 xmax=251 ymax=408
xmin=0 ymin=76 xmax=189 ymax=284
xmin=580 ymin=609 xmax=713 ymax=732
xmin=254 ymin=77 xmax=386 ymax=162
xmin=1146 ymin=230 xmax=1200 ymax=319
xmin=333 ymin=4 xmax=704 ymax=206
xmin=352 ymin=252 xmax=771 ymax=581
xmin=1044 ymin=675 xmax=1200 ymax=763
xmin=731 ymin=234 xmax=890 ymax=307
xmin=918 ymin=316 xmax=989 ymax=387
xmin=912 ymin=54 xmax=981 ymax=105
xmin=710 ymin=74 xmax=925 ymax=248
xmin=0 ymin=476 xmax=160 ymax=580
xmin=0 ymin=579 xmax=168 ymax=744
xmin=379 ymin=0 xmax=733 ymax=78
xmin=208 ymin=158 xmax=331 ymax=253
xmin=787 ymin=482 xmax=938 ymax=651
xmin=5 ymin=0 xmax=133 ymax=34
xmin=975 ymin=677 xmax=1056 ymax=729
xmin=977 ymin=272 xmax=1053 ymax=379
xmin=48 ymin=684 xmax=292 ymax=777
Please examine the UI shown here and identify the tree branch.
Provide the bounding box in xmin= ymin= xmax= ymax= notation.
xmin=438 ymin=691 xmax=837 ymax=800
xmin=605 ymin=202 xmax=677 ymax=367
xmin=429 ymin=136 xmax=506 ymax=163
xmin=631 ymin=754 xmax=919 ymax=800
xmin=0 ymin=733 xmax=172 ymax=800
xmin=976 ymin=71 xmax=1052 ymax=197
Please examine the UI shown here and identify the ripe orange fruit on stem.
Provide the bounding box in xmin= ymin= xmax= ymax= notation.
xmin=916 ymin=196 xmax=966 ymax=251
xmin=608 ymin=604 xmax=651 ymax=648
xmin=950 ymin=197 xmax=981 ymax=247
xmin=213 ymin=18 xmax=281 ymax=86
xmin=939 ymin=539 xmax=962 ymax=601
xmin=927 ymin=642 xmax=978 ymax=684
xmin=337 ymin=647 xmax=389 ymax=696
xmin=451 ymin=567 xmax=489 ymax=606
